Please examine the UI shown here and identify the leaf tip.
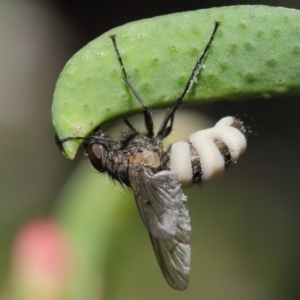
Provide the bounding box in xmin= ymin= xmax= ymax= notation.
xmin=55 ymin=133 xmax=80 ymax=160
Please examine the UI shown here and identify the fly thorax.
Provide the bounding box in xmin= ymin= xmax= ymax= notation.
xmin=105 ymin=135 xmax=163 ymax=184
xmin=129 ymin=151 xmax=161 ymax=169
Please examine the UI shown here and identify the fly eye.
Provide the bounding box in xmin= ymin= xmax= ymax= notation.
xmin=87 ymin=144 xmax=106 ymax=172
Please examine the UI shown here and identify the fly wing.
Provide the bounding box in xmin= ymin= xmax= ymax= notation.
xmin=129 ymin=164 xmax=186 ymax=239
xmin=129 ymin=164 xmax=191 ymax=290
xmin=149 ymin=202 xmax=191 ymax=290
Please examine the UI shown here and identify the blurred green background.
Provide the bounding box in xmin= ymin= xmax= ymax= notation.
xmin=1 ymin=0 xmax=300 ymax=299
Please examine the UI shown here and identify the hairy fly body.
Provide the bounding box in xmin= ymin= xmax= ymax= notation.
xmin=56 ymin=21 xmax=248 ymax=290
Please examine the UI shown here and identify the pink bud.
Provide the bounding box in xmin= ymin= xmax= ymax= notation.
xmin=10 ymin=218 xmax=72 ymax=300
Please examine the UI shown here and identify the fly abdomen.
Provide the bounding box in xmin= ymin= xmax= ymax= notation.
xmin=166 ymin=116 xmax=247 ymax=188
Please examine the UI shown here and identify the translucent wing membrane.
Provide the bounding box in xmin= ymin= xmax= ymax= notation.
xmin=149 ymin=202 xmax=191 ymax=290
xmin=128 ymin=164 xmax=188 ymax=239
xmin=129 ymin=163 xmax=191 ymax=290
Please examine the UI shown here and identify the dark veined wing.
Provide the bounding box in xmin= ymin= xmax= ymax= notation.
xmin=129 ymin=163 xmax=187 ymax=239
xmin=129 ymin=163 xmax=191 ymax=290
xmin=149 ymin=202 xmax=191 ymax=290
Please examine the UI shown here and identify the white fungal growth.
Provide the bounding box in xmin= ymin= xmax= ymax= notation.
xmin=168 ymin=116 xmax=247 ymax=186
xmin=170 ymin=141 xmax=193 ymax=188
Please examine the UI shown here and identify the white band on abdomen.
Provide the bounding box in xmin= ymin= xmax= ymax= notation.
xmin=189 ymin=134 xmax=225 ymax=183
xmin=170 ymin=141 xmax=193 ymax=188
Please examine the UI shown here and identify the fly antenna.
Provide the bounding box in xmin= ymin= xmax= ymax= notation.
xmin=157 ymin=21 xmax=220 ymax=138
xmin=110 ymin=34 xmax=154 ymax=137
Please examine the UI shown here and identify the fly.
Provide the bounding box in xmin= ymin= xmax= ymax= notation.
xmin=56 ymin=21 xmax=248 ymax=290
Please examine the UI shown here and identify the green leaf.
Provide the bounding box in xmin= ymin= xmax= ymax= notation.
xmin=52 ymin=5 xmax=300 ymax=158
